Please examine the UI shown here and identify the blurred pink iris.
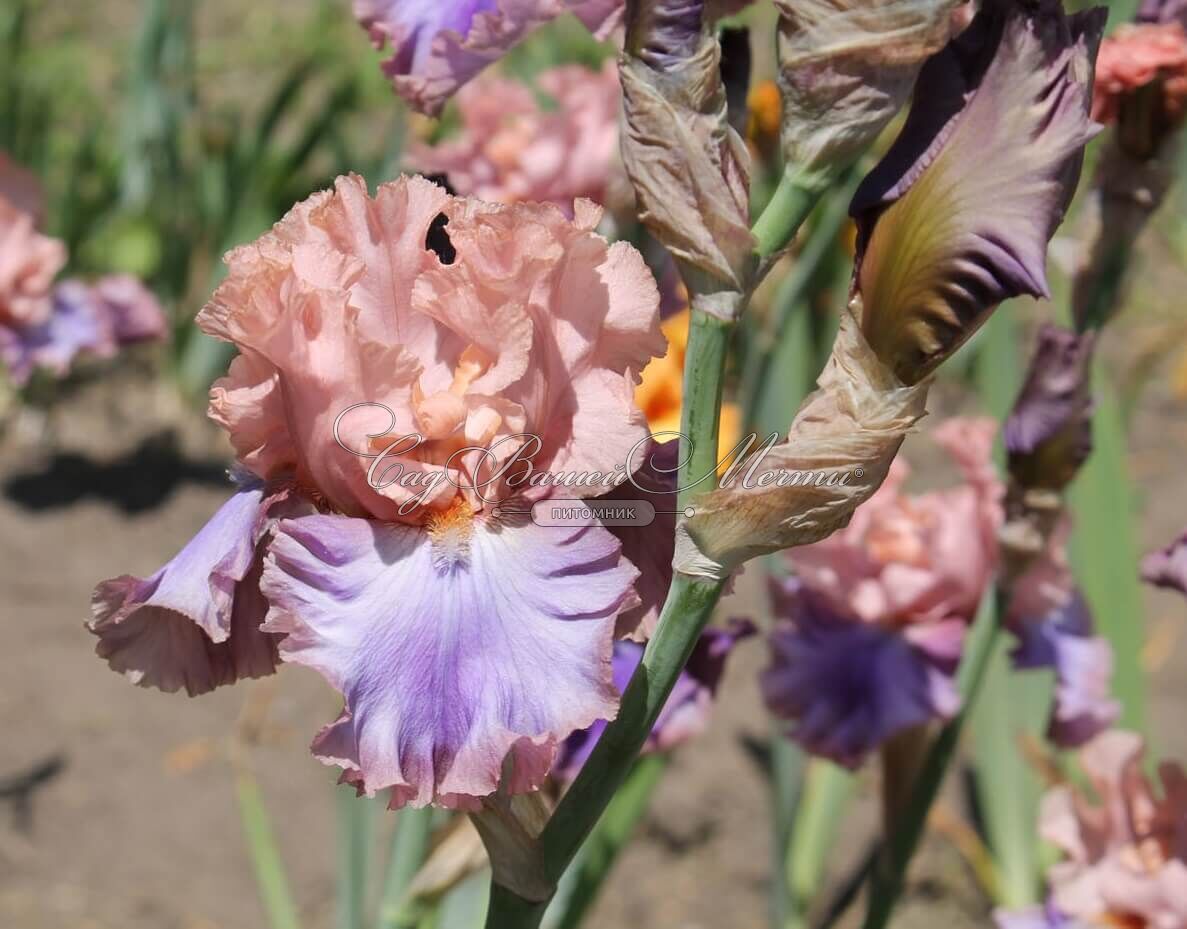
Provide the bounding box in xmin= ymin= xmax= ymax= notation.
xmin=1041 ymin=730 xmax=1187 ymax=928
xmin=763 ymin=418 xmax=1002 ymax=767
xmin=0 ymin=158 xmax=65 ymax=330
xmin=1093 ymin=22 xmax=1187 ymax=125
xmin=409 ymin=62 xmax=621 ymax=212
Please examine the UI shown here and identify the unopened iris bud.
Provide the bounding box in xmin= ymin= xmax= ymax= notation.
xmin=1005 ymin=325 xmax=1095 ymax=496
xmin=775 ymin=0 xmax=966 ymax=196
xmin=619 ymin=0 xmax=756 ymax=320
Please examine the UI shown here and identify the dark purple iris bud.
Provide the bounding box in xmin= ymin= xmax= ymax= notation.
xmin=1004 ymin=325 xmax=1095 ymax=493
xmin=627 ymin=0 xmax=705 ymax=74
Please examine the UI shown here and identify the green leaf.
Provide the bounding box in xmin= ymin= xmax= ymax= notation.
xmin=379 ymin=806 xmax=436 ymax=929
xmin=969 ymin=305 xmax=1046 ymax=908
xmin=1069 ymin=375 xmax=1146 ymax=730
xmin=236 ymin=771 xmax=303 ymax=929
xmin=788 ymin=761 xmax=854 ymax=927
xmin=336 ymin=786 xmax=376 ymax=929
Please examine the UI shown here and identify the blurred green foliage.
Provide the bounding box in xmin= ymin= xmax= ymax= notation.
xmin=1 ymin=0 xmax=406 ymax=394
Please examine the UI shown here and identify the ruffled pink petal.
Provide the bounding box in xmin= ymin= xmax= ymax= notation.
xmin=89 ymin=483 xmax=284 ymax=696
xmin=199 ymin=176 xmax=456 ymax=519
xmin=261 ymin=510 xmax=637 ymax=808
xmin=199 ymin=176 xmax=663 ymax=524
xmin=433 ymin=197 xmax=663 ymax=502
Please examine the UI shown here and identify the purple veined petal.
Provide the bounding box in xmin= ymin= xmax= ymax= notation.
xmin=358 ymin=0 xmax=623 ymax=116
xmin=261 ymin=509 xmax=639 ymax=809
xmin=1141 ymin=531 xmax=1187 ymax=596
xmin=89 ymin=481 xmax=283 ymax=696
xmin=1011 ymin=591 xmax=1119 ymax=748
xmin=851 ymin=0 xmax=1105 ymax=385
xmin=552 ymin=618 xmax=753 ymax=781
xmin=761 ymin=579 xmax=961 ymax=769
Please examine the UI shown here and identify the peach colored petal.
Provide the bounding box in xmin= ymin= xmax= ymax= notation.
xmin=0 ymin=197 xmax=66 ymax=328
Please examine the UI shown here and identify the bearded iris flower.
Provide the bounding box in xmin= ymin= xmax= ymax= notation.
xmin=407 ymin=62 xmax=622 ymax=212
xmin=91 ymin=175 xmax=670 ymax=809
xmin=1033 ymin=732 xmax=1187 ymax=928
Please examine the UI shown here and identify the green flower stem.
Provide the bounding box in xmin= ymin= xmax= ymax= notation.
xmin=861 ymin=588 xmax=1004 ymax=929
xmin=484 ymin=148 xmax=826 ymax=927
xmin=751 ymin=168 xmax=829 ymax=259
xmin=770 ymin=730 xmax=805 ymax=929
xmin=544 ymin=755 xmax=669 ymax=929
xmin=788 ymin=762 xmax=855 ymax=929
xmin=539 ymin=573 xmax=727 ymax=869
xmin=741 ymin=169 xmax=860 ymax=425
xmin=336 ymin=786 xmax=375 ymax=929
xmin=485 ymin=882 xmax=550 ymax=929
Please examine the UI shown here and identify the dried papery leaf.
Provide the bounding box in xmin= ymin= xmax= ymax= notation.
xmin=619 ymin=34 xmax=756 ymax=318
xmin=853 ymin=0 xmax=1104 ymax=384
xmin=674 ymin=302 xmax=928 ymax=579
xmin=776 ymin=0 xmax=965 ymax=190
xmin=470 ymin=788 xmax=554 ymax=901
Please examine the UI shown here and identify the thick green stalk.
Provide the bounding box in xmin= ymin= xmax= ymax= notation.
xmin=485 ymin=882 xmax=550 ymax=929
xmin=752 ymin=168 xmax=828 ymax=259
xmin=544 ymin=755 xmax=668 ymax=929
xmin=770 ymin=731 xmax=805 ymax=929
xmin=485 ymin=312 xmax=732 ymax=928
xmin=861 ymin=589 xmax=1004 ymax=929
xmin=786 ymin=762 xmax=854 ymax=929
xmin=538 ymin=573 xmax=726 ymax=875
